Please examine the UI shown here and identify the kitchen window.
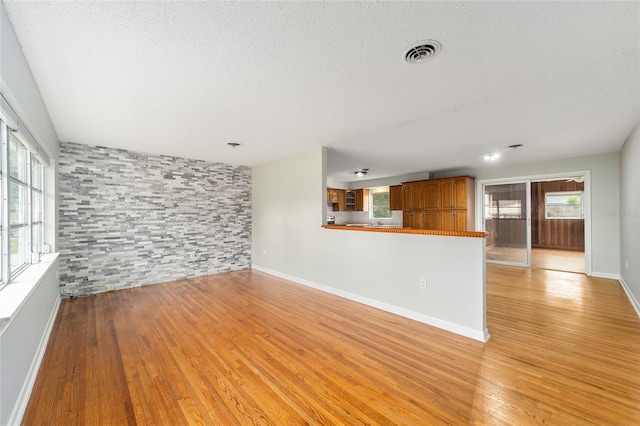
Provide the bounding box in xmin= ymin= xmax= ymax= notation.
xmin=370 ymin=190 xmax=392 ymax=219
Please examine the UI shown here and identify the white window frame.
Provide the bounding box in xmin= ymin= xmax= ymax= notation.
xmin=369 ymin=189 xmax=392 ymax=219
xmin=0 ymin=119 xmax=46 ymax=289
xmin=545 ymin=191 xmax=584 ymax=220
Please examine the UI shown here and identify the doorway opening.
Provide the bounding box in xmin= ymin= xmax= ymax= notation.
xmin=480 ymin=172 xmax=590 ymax=275
xmin=530 ymin=177 xmax=585 ymax=273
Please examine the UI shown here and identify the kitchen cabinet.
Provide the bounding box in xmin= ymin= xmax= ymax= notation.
xmin=327 ymin=188 xmax=346 ymax=212
xmin=441 ymin=177 xmax=469 ymax=210
xmin=402 ymin=183 xmax=413 ymax=210
xmin=401 ymin=176 xmax=475 ymax=231
xmin=355 ymin=189 xmax=365 ymax=211
xmin=389 ymin=185 xmax=403 ymax=210
xmin=424 ymin=181 xmax=441 ymax=209
xmin=345 ymin=189 xmax=366 ymax=211
xmin=441 ymin=209 xmax=467 ymax=231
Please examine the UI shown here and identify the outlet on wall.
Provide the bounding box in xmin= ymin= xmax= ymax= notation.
xmin=106 ymin=285 xmax=115 ymax=292
xmin=419 ymin=278 xmax=427 ymax=290
xmin=190 ymin=253 xmax=197 ymax=259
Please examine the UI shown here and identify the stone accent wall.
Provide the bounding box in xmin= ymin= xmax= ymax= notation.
xmin=59 ymin=142 xmax=251 ymax=296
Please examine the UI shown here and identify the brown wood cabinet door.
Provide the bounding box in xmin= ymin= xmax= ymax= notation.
xmin=413 ymin=211 xmax=426 ymax=230
xmin=453 ymin=178 xmax=468 ymax=209
xmin=338 ymin=190 xmax=346 ymax=211
xmin=424 ymin=181 xmax=440 ymax=209
xmin=402 ymin=183 xmax=413 ymax=210
xmin=424 ymin=211 xmax=442 ymax=230
xmin=402 ymin=211 xmax=413 ymax=229
xmin=441 ymin=180 xmax=454 ymax=209
xmin=441 ymin=210 xmax=455 ymax=231
xmin=389 ymin=185 xmax=403 ymax=210
xmin=442 ymin=210 xmax=468 ymax=230
xmin=355 ymin=189 xmax=364 ymax=211
xmin=454 ymin=210 xmax=467 ymax=230
xmin=412 ymin=182 xmax=425 ymax=210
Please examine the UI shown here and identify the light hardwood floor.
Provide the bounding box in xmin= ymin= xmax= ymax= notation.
xmin=487 ymin=246 xmax=585 ymax=274
xmin=23 ymin=266 xmax=640 ymax=425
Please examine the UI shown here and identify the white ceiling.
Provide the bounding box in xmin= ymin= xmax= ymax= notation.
xmin=3 ymin=1 xmax=639 ymax=182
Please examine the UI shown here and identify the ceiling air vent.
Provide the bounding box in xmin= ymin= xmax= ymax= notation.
xmin=403 ymin=40 xmax=442 ymax=64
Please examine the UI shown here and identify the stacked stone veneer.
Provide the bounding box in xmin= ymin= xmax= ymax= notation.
xmin=59 ymin=142 xmax=251 ymax=296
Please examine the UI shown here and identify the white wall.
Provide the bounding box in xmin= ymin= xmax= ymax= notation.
xmin=1 ymin=4 xmax=59 ymax=251
xmin=253 ymin=147 xmax=487 ymax=341
xmin=0 ymin=5 xmax=61 ymax=424
xmin=434 ymin=152 xmax=621 ymax=276
xmin=620 ymin=121 xmax=640 ymax=314
xmin=0 ymin=256 xmax=60 ymax=425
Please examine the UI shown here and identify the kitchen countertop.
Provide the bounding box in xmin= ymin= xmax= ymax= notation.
xmin=322 ymin=225 xmax=487 ymax=238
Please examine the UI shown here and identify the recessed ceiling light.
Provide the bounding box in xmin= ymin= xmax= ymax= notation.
xmin=403 ymin=40 xmax=442 ymax=64
xmin=483 ymin=153 xmax=500 ymax=162
xmin=227 ymin=142 xmax=241 ymax=148
xmin=354 ymin=168 xmax=369 ymax=177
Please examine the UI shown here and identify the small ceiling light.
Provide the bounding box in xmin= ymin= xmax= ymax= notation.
xmin=483 ymin=153 xmax=500 ymax=162
xmin=227 ymin=142 xmax=241 ymax=148
xmin=354 ymin=168 xmax=369 ymax=177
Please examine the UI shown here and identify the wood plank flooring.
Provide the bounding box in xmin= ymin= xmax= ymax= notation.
xmin=487 ymin=246 xmax=585 ymax=274
xmin=23 ymin=266 xmax=640 ymax=425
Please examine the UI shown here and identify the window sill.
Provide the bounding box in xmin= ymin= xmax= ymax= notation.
xmin=0 ymin=253 xmax=59 ymax=336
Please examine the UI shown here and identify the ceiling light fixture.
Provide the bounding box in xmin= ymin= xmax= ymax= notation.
xmin=403 ymin=40 xmax=442 ymax=64
xmin=483 ymin=153 xmax=500 ymax=162
xmin=354 ymin=168 xmax=369 ymax=177
xmin=227 ymin=142 xmax=241 ymax=148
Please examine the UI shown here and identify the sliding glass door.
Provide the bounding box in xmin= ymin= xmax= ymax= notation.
xmin=483 ymin=182 xmax=531 ymax=266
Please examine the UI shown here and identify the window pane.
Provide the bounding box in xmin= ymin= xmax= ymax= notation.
xmin=32 ymin=190 xmax=43 ymax=223
xmin=10 ymin=227 xmax=27 ymax=270
xmin=371 ymin=192 xmax=392 ymax=219
xmin=9 ymin=135 xmax=27 ymax=182
xmin=546 ymin=192 xmax=583 ymax=219
xmin=9 ymin=180 xmax=26 ymax=224
xmin=32 ymin=156 xmax=43 ymax=190
xmin=32 ymin=223 xmax=43 ymax=254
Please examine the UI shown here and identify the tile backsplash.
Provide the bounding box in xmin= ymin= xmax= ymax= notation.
xmin=332 ymin=210 xmax=403 ymax=225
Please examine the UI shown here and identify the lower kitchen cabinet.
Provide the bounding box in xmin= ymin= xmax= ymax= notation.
xmin=441 ymin=209 xmax=468 ymax=231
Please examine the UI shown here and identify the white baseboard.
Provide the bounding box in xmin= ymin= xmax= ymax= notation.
xmin=591 ymin=271 xmax=621 ymax=280
xmin=8 ymin=295 xmax=61 ymax=426
xmin=251 ymin=265 xmax=489 ymax=342
xmin=619 ymin=277 xmax=640 ymax=319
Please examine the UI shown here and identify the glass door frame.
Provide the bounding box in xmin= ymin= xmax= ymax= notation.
xmin=475 ymin=170 xmax=592 ymax=275
xmin=480 ymin=179 xmax=532 ymax=267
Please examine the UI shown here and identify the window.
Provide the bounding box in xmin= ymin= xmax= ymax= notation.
xmin=485 ymin=194 xmax=523 ymax=219
xmin=545 ymin=192 xmax=583 ymax=219
xmin=370 ymin=191 xmax=392 ymax=219
xmin=0 ymin=119 xmax=47 ymax=288
xmin=9 ymin=134 xmax=29 ymax=274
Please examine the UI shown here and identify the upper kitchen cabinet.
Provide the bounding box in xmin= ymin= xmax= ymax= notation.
xmin=389 ymin=185 xmax=403 ymax=210
xmin=354 ymin=189 xmax=366 ymax=211
xmin=343 ymin=189 xmax=367 ymax=211
xmin=441 ymin=177 xmax=473 ymax=210
xmin=327 ymin=188 xmax=346 ymax=212
xmin=423 ymin=181 xmax=441 ymax=209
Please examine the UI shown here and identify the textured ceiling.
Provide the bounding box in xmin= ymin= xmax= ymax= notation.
xmin=3 ymin=1 xmax=639 ymax=181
